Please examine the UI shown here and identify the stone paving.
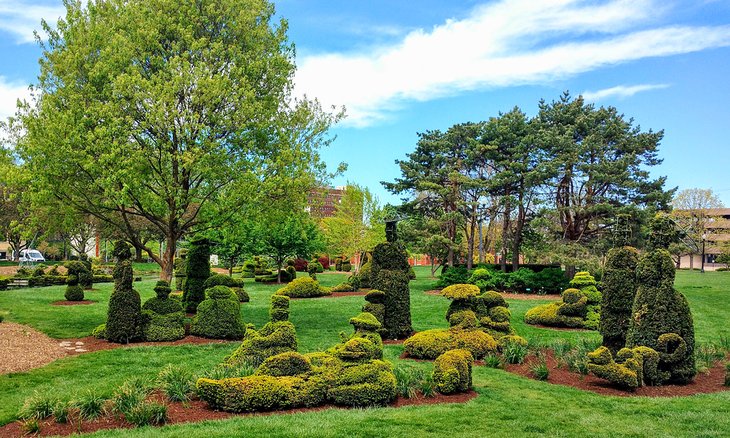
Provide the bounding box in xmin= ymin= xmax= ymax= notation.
xmin=59 ymin=340 xmax=88 ymax=353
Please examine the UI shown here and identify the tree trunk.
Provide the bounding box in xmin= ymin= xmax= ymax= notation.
xmin=478 ymin=219 xmax=484 ymax=264
xmin=135 ymin=246 xmax=144 ymax=263
xmin=159 ymin=236 xmax=176 ymax=282
xmin=501 ymin=194 xmax=510 ymax=273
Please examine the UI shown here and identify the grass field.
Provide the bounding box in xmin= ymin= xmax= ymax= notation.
xmin=0 ymin=268 xmax=728 ymax=437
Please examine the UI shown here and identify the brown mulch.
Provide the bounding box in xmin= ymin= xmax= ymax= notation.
xmin=0 ymin=323 xmax=66 ymax=374
xmin=504 ymin=351 xmax=730 ymax=397
xmin=0 ymin=389 xmax=477 ymax=437
xmin=424 ymin=289 xmax=560 ymax=301
xmin=62 ymin=336 xmax=237 ymax=356
xmin=51 ymin=300 xmax=97 ymax=306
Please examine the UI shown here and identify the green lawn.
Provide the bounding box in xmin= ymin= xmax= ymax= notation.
xmin=0 ymin=268 xmax=728 ymax=436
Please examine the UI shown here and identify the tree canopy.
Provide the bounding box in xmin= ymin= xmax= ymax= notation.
xmin=11 ymin=0 xmax=341 ymax=279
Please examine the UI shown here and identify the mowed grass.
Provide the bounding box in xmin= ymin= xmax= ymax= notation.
xmin=0 ymin=267 xmax=728 ymax=436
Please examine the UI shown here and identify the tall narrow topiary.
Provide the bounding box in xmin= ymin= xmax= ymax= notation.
xmin=183 ymin=238 xmax=211 ymax=313
xmin=371 ymin=242 xmax=412 ymax=339
xmin=106 ymin=241 xmax=143 ymax=344
xmin=625 ymin=215 xmax=696 ymax=384
xmin=78 ymin=253 xmax=94 ymax=290
xmin=600 ymin=246 xmax=639 ymax=354
xmin=63 ymin=260 xmax=86 ymax=301
xmin=173 ymin=249 xmax=188 ymax=291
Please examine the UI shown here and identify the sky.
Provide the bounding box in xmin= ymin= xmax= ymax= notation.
xmin=1 ymin=0 xmax=729 ymax=206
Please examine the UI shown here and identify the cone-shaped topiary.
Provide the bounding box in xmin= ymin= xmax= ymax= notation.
xmin=600 ymin=246 xmax=640 ymax=354
xmin=64 ymin=260 xmax=86 ymax=301
xmin=371 ymin=242 xmax=412 ymax=339
xmin=625 ymin=247 xmax=696 ymax=384
xmin=183 ymin=238 xmax=211 ymax=313
xmin=106 ymin=241 xmax=143 ymax=344
xmin=190 ymin=286 xmax=246 ymax=340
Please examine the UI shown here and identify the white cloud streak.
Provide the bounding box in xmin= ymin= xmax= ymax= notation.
xmin=582 ymin=83 xmax=670 ymax=101
xmin=294 ymin=0 xmax=730 ymax=127
xmin=0 ymin=0 xmax=64 ymax=44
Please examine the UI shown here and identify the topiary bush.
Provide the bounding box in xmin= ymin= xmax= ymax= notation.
xmin=204 ymin=274 xmax=248 ymax=302
xmin=600 ymin=246 xmax=640 ymax=354
xmin=183 ymin=238 xmax=211 ymax=313
xmin=173 ymin=249 xmax=187 ymax=291
xmin=371 ymin=242 xmax=412 ymax=340
xmin=63 ymin=261 xmax=87 ymax=301
xmin=524 ymin=271 xmax=600 ymax=330
xmin=141 ymin=281 xmax=185 ymax=342
xmin=255 ymin=352 xmax=312 ymax=377
xmin=433 ymin=349 xmax=473 ymax=394
xmin=625 ymin=248 xmax=696 ymax=384
xmin=190 ymin=286 xmax=246 ymax=340
xmin=105 ymin=241 xmax=143 ymax=344
xmin=78 ymin=254 xmax=93 ymax=290
xmin=403 ymin=328 xmax=497 ymax=360
xmin=275 ymin=277 xmax=330 ymax=298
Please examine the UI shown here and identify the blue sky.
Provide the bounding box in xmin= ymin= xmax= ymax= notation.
xmin=1 ymin=0 xmax=730 ymax=206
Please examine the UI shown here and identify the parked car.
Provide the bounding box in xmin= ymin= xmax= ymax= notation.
xmin=18 ymin=249 xmax=46 ymax=263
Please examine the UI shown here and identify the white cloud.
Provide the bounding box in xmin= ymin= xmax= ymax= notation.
xmin=582 ymin=83 xmax=670 ymax=101
xmin=0 ymin=0 xmax=64 ymax=44
xmin=0 ymin=76 xmax=30 ymax=122
xmin=294 ymin=0 xmax=730 ymax=127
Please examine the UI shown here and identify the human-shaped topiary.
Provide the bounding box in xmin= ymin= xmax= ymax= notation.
xmin=370 ymin=241 xmax=412 ymax=339
xmin=328 ymin=312 xmax=384 ymax=361
xmin=183 ymin=238 xmax=211 ymax=313
xmin=190 ymin=286 xmax=246 ymax=340
xmin=586 ymin=345 xmax=660 ymax=390
xmin=141 ymin=280 xmax=185 ymax=342
xmin=226 ymin=295 xmax=297 ymax=365
xmin=78 ymin=254 xmax=93 ymax=290
xmin=600 ymin=246 xmax=640 ymax=354
xmin=63 ymin=260 xmax=86 ymax=301
xmin=524 ymin=271 xmax=600 ymax=330
xmin=105 ymin=241 xmax=143 ymax=344
xmin=362 ymin=289 xmax=386 ymax=334
xmin=204 ymin=274 xmax=249 ymax=302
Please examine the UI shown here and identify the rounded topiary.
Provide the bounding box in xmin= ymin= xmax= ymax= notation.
xmin=183 ymin=238 xmax=211 ymax=313
xmin=275 ymin=277 xmax=329 ymax=298
xmin=106 ymin=240 xmax=143 ymax=344
xmin=441 ymin=284 xmax=480 ymax=300
xmin=255 ymin=352 xmax=312 ymax=377
xmin=270 ymin=294 xmax=290 ymax=322
xmin=433 ymin=349 xmax=473 ymax=394
xmin=600 ymin=246 xmax=640 ymax=354
xmin=65 ymin=284 xmax=84 ymax=301
xmin=190 ymin=286 xmax=245 ymax=340
xmin=154 ymin=280 xmax=171 ymax=299
xmin=64 ymin=260 xmax=88 ymax=301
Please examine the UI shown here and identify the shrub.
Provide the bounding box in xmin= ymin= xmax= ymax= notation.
xmin=190 ymin=286 xmax=246 ymax=340
xmin=328 ymin=360 xmax=397 ymax=407
xmin=255 ymin=352 xmax=312 ymax=377
xmin=204 ymin=274 xmax=244 ymax=289
xmin=308 ymin=261 xmax=324 ymax=275
xmin=275 ymin=277 xmax=330 ymax=298
xmin=504 ymin=267 xmax=536 ymax=292
xmin=330 ymin=282 xmax=356 ymax=293
xmin=183 ymin=238 xmax=211 ymax=313
xmin=65 ymin=284 xmax=84 ymax=301
xmin=126 ymin=402 xmax=168 ymax=427
xmin=92 ymin=324 xmax=107 ymax=339
xmin=587 ymin=346 xmax=639 ymax=389
xmin=433 ymin=349 xmax=473 ymax=394
xmin=106 ymin=241 xmax=143 ymax=344
xmin=524 ymin=302 xmax=586 ymax=329
xmin=532 ymin=268 xmax=568 ymax=294
xmin=157 ymin=364 xmax=196 ymax=402
xmin=625 ymin=248 xmax=696 ymax=384
xmin=441 ymin=284 xmax=480 ymax=300
xmin=341 ymin=261 xmax=352 ymax=272
xmin=270 ymin=294 xmax=290 ymax=322
xmin=174 ymin=250 xmax=187 ymax=291
xmin=359 ymin=259 xmax=373 ymax=288
xmin=18 ymin=392 xmax=55 ymax=420
xmin=293 ymin=258 xmax=308 ymax=272
xmin=403 ymin=328 xmax=497 ymax=360
xmin=438 ymin=265 xmax=470 ymax=287
xmin=64 ymin=260 xmax=87 ymax=301
xmin=227 ymin=296 xmax=297 ymax=365
xmin=0 ymin=276 xmax=10 ymax=290
xmin=317 ymin=256 xmax=330 ymax=270
xmin=32 ymin=266 xmax=46 ymax=277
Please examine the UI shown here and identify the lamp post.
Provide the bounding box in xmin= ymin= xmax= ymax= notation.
xmin=701 ymin=233 xmax=706 ymax=273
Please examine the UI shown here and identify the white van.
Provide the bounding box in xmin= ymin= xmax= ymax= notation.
xmin=18 ymin=249 xmax=46 ymax=263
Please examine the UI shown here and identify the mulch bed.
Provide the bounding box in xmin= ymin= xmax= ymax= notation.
xmin=51 ymin=300 xmax=97 ymax=306
xmin=0 ymin=390 xmax=478 ymax=437
xmin=424 ymin=289 xmax=560 ymax=301
xmin=62 ymin=336 xmax=237 ymax=356
xmin=504 ymin=351 xmax=730 ymax=397
xmin=0 ymin=323 xmax=66 ymax=374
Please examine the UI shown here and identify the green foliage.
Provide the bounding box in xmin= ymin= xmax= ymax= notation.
xmin=106 ymin=242 xmax=143 ymax=344
xmin=501 ymin=339 xmax=529 ymax=364
xmin=438 ymin=266 xmax=471 ymax=288
xmin=203 ymin=274 xmax=244 ymax=290
xmin=275 ymin=277 xmax=330 ymax=298
xmin=255 ymin=352 xmax=312 ymax=377
xmin=227 ymin=319 xmax=298 ymax=366
xmin=328 ymin=360 xmax=397 ymax=407
xmin=358 ymin=260 xmax=373 ymax=288
xmin=441 ymin=283 xmax=480 ymax=300
xmin=530 ymin=353 xmax=550 ymax=381
xmin=433 ymin=349 xmax=473 ymax=394
xmin=600 ymin=246 xmax=639 ymax=354
xmin=74 ymin=390 xmax=106 ymax=420
xmin=725 ymin=363 xmax=730 ymax=387
xmin=626 ymin=248 xmax=696 ymax=384
xmin=403 ymin=328 xmax=497 ymax=360
xmin=52 ymin=401 xmax=70 ymax=424
xmin=64 ymin=284 xmax=84 ymax=301
xmin=157 ymin=364 xmax=196 ymax=402
xmin=18 ymin=392 xmax=54 ymax=420
xmin=190 ymin=286 xmax=246 ymax=340
xmin=92 ymin=323 xmax=107 ymax=339
xmin=111 ymin=378 xmax=151 ymax=417
xmin=270 ymin=295 xmax=290 ymax=322
xmin=125 ymin=402 xmax=168 ymax=427
xmin=64 ymin=260 xmax=88 ymax=300
xmin=184 ymin=239 xmax=211 ymax=313
xmin=525 ymin=271 xmax=601 ymax=330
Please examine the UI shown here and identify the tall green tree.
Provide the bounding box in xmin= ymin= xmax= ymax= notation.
xmin=259 ymin=212 xmax=324 ymax=283
xmin=12 ymin=0 xmax=340 ymax=280
xmin=536 ymin=92 xmax=673 ymax=244
xmin=670 ymin=188 xmax=724 ymax=269
xmin=320 ymin=184 xmax=385 ymax=269
xmin=0 ymin=148 xmax=43 ymax=260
